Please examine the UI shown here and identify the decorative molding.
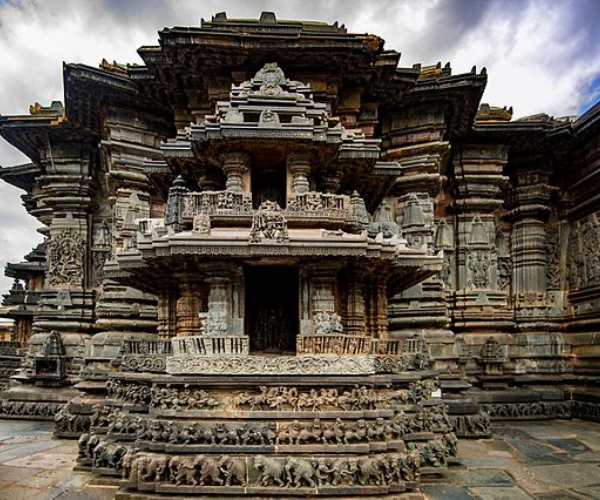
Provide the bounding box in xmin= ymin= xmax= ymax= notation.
xmin=167 ymin=355 xmax=376 ymax=375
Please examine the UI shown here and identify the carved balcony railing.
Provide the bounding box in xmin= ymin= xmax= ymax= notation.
xmin=296 ymin=334 xmax=373 ymax=355
xmin=125 ymin=339 xmax=173 ymax=355
xmin=174 ymin=190 xmax=361 ymax=229
xmin=285 ymin=192 xmax=356 ymax=226
xmin=296 ymin=336 xmax=408 ymax=357
xmin=181 ymin=190 xmax=253 ymax=225
xmin=120 ymin=339 xmax=172 ymax=373
xmin=370 ymin=338 xmax=403 ymax=356
xmin=403 ymin=336 xmax=427 ymax=354
xmin=172 ymin=335 xmax=250 ymax=357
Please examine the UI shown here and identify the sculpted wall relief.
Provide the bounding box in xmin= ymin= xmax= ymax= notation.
xmin=48 ymin=228 xmax=85 ymax=286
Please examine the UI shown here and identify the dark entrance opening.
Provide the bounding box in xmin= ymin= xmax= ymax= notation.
xmin=251 ymin=165 xmax=286 ymax=209
xmin=245 ymin=266 xmax=298 ymax=354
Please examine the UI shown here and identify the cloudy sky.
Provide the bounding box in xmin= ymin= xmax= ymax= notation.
xmin=0 ymin=0 xmax=599 ymax=296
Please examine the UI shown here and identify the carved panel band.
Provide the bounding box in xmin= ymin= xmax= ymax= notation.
xmin=166 ymin=355 xmax=376 ymax=375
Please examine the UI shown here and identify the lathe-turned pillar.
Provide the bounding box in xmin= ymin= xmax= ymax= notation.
xmin=222 ymin=152 xmax=249 ymax=194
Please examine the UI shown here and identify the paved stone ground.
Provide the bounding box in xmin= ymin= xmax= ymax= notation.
xmin=425 ymin=419 xmax=600 ymax=499
xmin=1 ymin=419 xmax=600 ymax=499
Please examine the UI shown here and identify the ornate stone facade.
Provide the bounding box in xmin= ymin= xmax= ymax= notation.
xmin=1 ymin=10 xmax=600 ymax=499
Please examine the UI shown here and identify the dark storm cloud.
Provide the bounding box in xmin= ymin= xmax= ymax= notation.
xmin=398 ymin=0 xmax=493 ymax=63
xmin=0 ymin=0 xmax=599 ymax=298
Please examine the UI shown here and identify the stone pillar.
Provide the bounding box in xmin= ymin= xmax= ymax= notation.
xmin=375 ymin=279 xmax=389 ymax=339
xmin=508 ymin=169 xmax=554 ymax=294
xmin=204 ymin=276 xmax=231 ymax=336
xmin=299 ymin=268 xmax=312 ymax=336
xmin=222 ymin=152 xmax=249 ymax=194
xmin=320 ymin=168 xmax=342 ymax=194
xmin=287 ymin=152 xmax=311 ymax=194
xmin=229 ymin=267 xmax=245 ymax=337
xmin=346 ymin=268 xmax=366 ymax=336
xmin=383 ymin=141 xmax=453 ymax=368
xmin=157 ymin=290 xmax=177 ymax=339
xmin=363 ymin=278 xmax=388 ymax=339
xmin=452 ymin=144 xmax=512 ymax=362
xmin=507 ymin=166 xmax=565 ymax=373
xmin=176 ymin=280 xmax=203 ymax=336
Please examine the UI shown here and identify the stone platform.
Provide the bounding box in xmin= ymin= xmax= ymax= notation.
xmin=2 ymin=419 xmax=600 ymax=499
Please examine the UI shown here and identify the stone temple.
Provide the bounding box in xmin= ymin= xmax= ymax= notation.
xmin=0 ymin=11 xmax=599 ymax=499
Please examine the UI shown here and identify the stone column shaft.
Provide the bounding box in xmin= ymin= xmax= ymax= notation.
xmin=176 ymin=281 xmax=203 ymax=336
xmin=206 ymin=276 xmax=231 ymax=334
xmin=222 ymin=152 xmax=249 ymax=194
xmin=346 ymin=272 xmax=366 ymax=336
xmin=288 ymin=152 xmax=311 ymax=194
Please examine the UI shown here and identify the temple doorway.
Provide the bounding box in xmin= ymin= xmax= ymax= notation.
xmin=245 ymin=266 xmax=298 ymax=354
xmin=251 ymin=165 xmax=286 ymax=209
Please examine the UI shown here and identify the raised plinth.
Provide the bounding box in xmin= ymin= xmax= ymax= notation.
xmin=75 ymin=370 xmax=455 ymax=498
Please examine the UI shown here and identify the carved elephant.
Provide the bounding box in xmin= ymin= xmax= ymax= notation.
xmin=93 ymin=441 xmax=125 ymax=469
xmin=141 ymin=456 xmax=168 ymax=482
xmin=254 ymin=456 xmax=286 ymax=487
xmin=356 ymin=456 xmax=385 ymax=486
xmin=285 ymin=457 xmax=316 ymax=488
xmin=219 ymin=456 xmax=246 ymax=486
xmin=77 ymin=433 xmax=89 ymax=459
xmin=169 ymin=455 xmax=198 ymax=486
xmin=195 ymin=455 xmax=223 ymax=486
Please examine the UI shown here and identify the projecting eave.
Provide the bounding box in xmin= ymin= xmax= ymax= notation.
xmin=573 ymin=100 xmax=600 ymax=140
xmin=5 ymin=261 xmax=44 ymax=279
xmin=64 ymin=63 xmax=173 ymax=135
xmin=0 ymin=102 xmax=95 ymax=164
xmin=134 ymin=22 xmax=384 ymax=109
xmin=106 ymin=228 xmax=441 ymax=295
xmin=156 ymin=24 xmax=379 ymax=48
xmin=0 ymin=162 xmax=40 ymax=191
xmin=471 ymin=119 xmax=573 ymax=151
xmin=400 ymin=70 xmax=487 ymax=138
xmin=0 ymin=108 xmax=67 ymax=162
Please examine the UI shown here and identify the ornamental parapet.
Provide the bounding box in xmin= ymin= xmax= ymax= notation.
xmin=174 ymin=190 xmax=361 ymax=230
xmin=296 ymin=336 xmax=408 ymax=357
